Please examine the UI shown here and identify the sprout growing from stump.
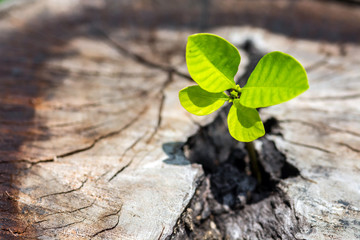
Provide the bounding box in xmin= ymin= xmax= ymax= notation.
xmin=179 ymin=33 xmax=309 ymax=182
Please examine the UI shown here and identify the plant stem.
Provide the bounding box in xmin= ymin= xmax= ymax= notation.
xmin=245 ymin=141 xmax=262 ymax=184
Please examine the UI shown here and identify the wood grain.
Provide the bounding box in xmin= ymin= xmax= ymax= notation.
xmin=0 ymin=0 xmax=359 ymax=239
xmin=0 ymin=1 xmax=205 ymax=239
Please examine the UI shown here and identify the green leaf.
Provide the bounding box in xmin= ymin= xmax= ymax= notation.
xmin=240 ymin=51 xmax=309 ymax=108
xmin=179 ymin=85 xmax=229 ymax=116
xmin=227 ymin=100 xmax=265 ymax=142
xmin=186 ymin=33 xmax=240 ymax=93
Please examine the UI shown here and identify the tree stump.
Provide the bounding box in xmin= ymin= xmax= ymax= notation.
xmin=0 ymin=0 xmax=359 ymax=239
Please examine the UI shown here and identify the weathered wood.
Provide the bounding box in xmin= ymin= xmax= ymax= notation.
xmin=256 ymin=29 xmax=360 ymax=239
xmin=0 ymin=1 xmax=208 ymax=239
xmin=1 ymin=0 xmax=360 ymax=239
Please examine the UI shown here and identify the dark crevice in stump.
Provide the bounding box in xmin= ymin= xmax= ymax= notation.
xmin=168 ymin=111 xmax=306 ymax=240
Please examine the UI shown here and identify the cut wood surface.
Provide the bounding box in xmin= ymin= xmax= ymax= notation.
xmin=0 ymin=0 xmax=359 ymax=239
xmin=0 ymin=1 xmax=206 ymax=239
xmin=256 ymin=32 xmax=360 ymax=239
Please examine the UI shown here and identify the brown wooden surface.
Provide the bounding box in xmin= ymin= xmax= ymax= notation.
xmin=0 ymin=1 xmax=206 ymax=239
xmin=0 ymin=0 xmax=359 ymax=239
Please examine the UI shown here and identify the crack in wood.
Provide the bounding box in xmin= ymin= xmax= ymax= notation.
xmin=108 ymin=159 xmax=134 ymax=182
xmin=157 ymin=226 xmax=165 ymax=240
xmin=95 ymin=170 xmax=111 ymax=183
xmin=281 ymin=137 xmax=334 ymax=154
xmin=146 ymin=92 xmax=166 ymax=144
xmin=280 ymin=119 xmax=360 ymax=138
xmin=47 ymin=120 xmax=85 ymax=128
xmin=98 ymin=28 xmax=192 ymax=82
xmin=107 ymin=143 xmax=150 ymax=182
xmin=34 ymin=219 xmax=48 ymax=225
xmin=147 ymin=71 xmax=174 ymax=144
xmin=38 ymin=178 xmax=88 ymax=199
xmin=11 ymin=105 xmax=150 ymax=169
xmin=45 ymin=199 xmax=96 ymax=217
xmin=108 ymin=130 xmax=150 ymax=182
xmin=299 ymin=175 xmax=318 ymax=184
xmin=0 ymin=159 xmax=36 ymax=165
xmin=91 ymin=205 xmax=122 ymax=238
xmin=42 ymin=218 xmax=85 ymax=230
xmin=101 ymin=206 xmax=123 ymax=219
xmin=337 ymin=142 xmax=360 ymax=153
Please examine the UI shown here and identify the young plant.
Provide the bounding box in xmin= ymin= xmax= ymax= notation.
xmin=179 ymin=33 xmax=309 ymax=142
xmin=179 ymin=33 xmax=309 ymax=183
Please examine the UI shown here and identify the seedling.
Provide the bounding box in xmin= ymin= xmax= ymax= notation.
xmin=179 ymin=33 xmax=309 ymax=181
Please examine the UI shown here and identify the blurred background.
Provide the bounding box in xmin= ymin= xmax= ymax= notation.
xmin=2 ymin=0 xmax=359 ymax=42
xmin=94 ymin=0 xmax=360 ymax=43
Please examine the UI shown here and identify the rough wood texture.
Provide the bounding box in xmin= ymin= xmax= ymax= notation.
xmin=254 ymin=28 xmax=360 ymax=240
xmin=0 ymin=1 xmax=207 ymax=239
xmin=1 ymin=0 xmax=359 ymax=239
